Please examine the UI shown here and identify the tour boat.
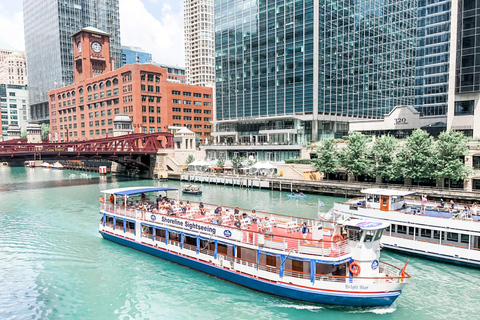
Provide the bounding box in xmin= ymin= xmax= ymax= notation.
xmin=98 ymin=187 xmax=409 ymax=307
xmin=182 ymin=184 xmax=202 ymax=195
xmin=331 ymin=188 xmax=480 ymax=267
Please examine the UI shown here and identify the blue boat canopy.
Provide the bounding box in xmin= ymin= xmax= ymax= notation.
xmin=101 ymin=187 xmax=178 ymax=196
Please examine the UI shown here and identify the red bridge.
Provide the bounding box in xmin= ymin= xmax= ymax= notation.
xmin=0 ymin=132 xmax=174 ymax=171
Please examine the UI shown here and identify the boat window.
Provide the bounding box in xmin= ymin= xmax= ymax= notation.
xmin=364 ymin=230 xmax=375 ymax=242
xmin=374 ymin=195 xmax=380 ymax=203
xmin=105 ymin=215 xmax=113 ymax=226
xmin=420 ymin=229 xmax=432 ymax=238
xmin=461 ymin=234 xmax=469 ymax=244
xmin=315 ymin=262 xmax=346 ymax=276
xmin=155 ymin=228 xmax=166 ymax=239
xmin=446 ymin=232 xmax=459 ymax=242
xmin=367 ymin=195 xmax=373 ymax=202
xmin=125 ymin=221 xmax=135 ymax=232
xmin=237 ymin=246 xmax=256 ymax=262
xmin=397 ymin=225 xmax=407 ymax=234
xmin=385 ymin=225 xmax=391 ymax=232
xmin=142 ymin=225 xmax=153 ymax=238
xmin=184 ymin=234 xmax=197 ymax=248
xmin=115 ymin=218 xmax=123 ymax=229
xmin=199 ymin=239 xmax=215 ymax=252
xmin=168 ymin=230 xmax=181 ymax=242
xmin=382 ymin=197 xmax=387 ymax=206
xmin=408 ymin=227 xmax=419 ymax=236
xmin=433 ymin=230 xmax=443 ymax=240
xmin=258 ymin=253 xmax=280 ymax=269
xmin=374 ymin=229 xmax=383 ymax=241
xmin=218 ymin=243 xmax=232 ymax=256
xmin=347 ymin=229 xmax=362 ymax=241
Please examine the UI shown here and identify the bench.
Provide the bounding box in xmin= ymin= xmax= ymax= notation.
xmin=264 ymin=239 xmax=288 ymax=251
xmin=299 ymin=244 xmax=331 ymax=256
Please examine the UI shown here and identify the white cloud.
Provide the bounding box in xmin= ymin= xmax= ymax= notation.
xmin=0 ymin=7 xmax=25 ymax=51
xmin=119 ymin=0 xmax=184 ymax=67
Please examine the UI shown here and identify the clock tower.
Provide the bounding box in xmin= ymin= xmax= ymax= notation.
xmin=72 ymin=27 xmax=113 ymax=83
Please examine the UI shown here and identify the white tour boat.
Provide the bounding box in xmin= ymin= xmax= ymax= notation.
xmin=41 ymin=162 xmax=52 ymax=168
xmin=98 ymin=187 xmax=409 ymax=307
xmin=332 ymin=188 xmax=480 ymax=267
xmin=52 ymin=162 xmax=64 ymax=169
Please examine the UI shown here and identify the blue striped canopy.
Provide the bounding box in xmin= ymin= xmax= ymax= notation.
xmin=101 ymin=187 xmax=177 ymax=196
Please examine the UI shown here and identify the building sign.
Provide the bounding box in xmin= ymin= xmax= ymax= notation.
xmin=394 ymin=118 xmax=408 ymax=125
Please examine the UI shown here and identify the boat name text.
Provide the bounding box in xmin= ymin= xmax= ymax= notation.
xmin=161 ymin=216 xmax=217 ymax=235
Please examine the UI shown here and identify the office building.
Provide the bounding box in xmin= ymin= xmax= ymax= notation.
xmin=23 ymin=0 xmax=121 ymax=122
xmin=121 ymin=46 xmax=152 ymax=66
xmin=0 ymin=41 xmax=27 ymax=86
xmin=0 ymin=84 xmax=29 ymax=138
xmin=48 ymin=28 xmax=213 ymax=142
xmin=184 ymin=0 xmax=215 ymax=87
xmin=156 ymin=63 xmax=186 ymax=84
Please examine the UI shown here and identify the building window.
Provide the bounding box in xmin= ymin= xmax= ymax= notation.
xmin=149 ymin=116 xmax=155 ymax=123
xmin=183 ymin=91 xmax=192 ymax=96
xmin=454 ymin=101 xmax=474 ymax=116
xmin=194 ymin=101 xmax=202 ymax=106
xmin=149 ymin=106 xmax=155 ymax=112
xmin=148 ymin=74 xmax=154 ymax=82
xmin=173 ymin=115 xmax=181 ymax=120
xmin=172 ymin=108 xmax=181 ymax=112
xmin=203 ymin=102 xmax=211 ymax=106
xmin=184 ymin=116 xmax=192 ymax=120
xmin=143 ymin=116 xmax=147 ymax=123
xmin=183 ymin=108 xmax=192 ymax=113
xmin=193 ymin=93 xmax=201 ymax=98
xmin=183 ymin=100 xmax=192 ymax=105
xmin=204 ymin=110 xmax=211 ymax=114
xmin=157 ymin=117 xmax=161 ymax=123
xmin=142 ymin=105 xmax=147 ymax=112
xmin=204 ymin=117 xmax=211 ymax=121
xmin=157 ymin=107 xmax=161 ymax=113
xmin=172 ymin=99 xmax=181 ymax=104
xmin=141 ymin=74 xmax=145 ymax=81
xmin=203 ymin=94 xmax=211 ymax=99
xmin=172 ymin=90 xmax=181 ymax=95
xmin=141 ymin=84 xmax=146 ymax=91
xmin=194 ymin=117 xmax=202 ymax=121
xmin=194 ymin=109 xmax=202 ymax=114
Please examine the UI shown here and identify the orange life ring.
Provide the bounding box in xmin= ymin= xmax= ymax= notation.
xmin=332 ymin=234 xmax=344 ymax=242
xmin=349 ymin=262 xmax=361 ymax=275
xmin=99 ymin=196 xmax=104 ymax=202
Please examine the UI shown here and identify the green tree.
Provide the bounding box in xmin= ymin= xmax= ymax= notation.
xmin=185 ymin=154 xmax=195 ymax=165
xmin=41 ymin=123 xmax=50 ymax=141
xmin=21 ymin=129 xmax=27 ymax=139
xmin=436 ymin=130 xmax=473 ymax=189
xmin=338 ymin=132 xmax=373 ymax=180
xmin=216 ymin=158 xmax=225 ymax=167
xmin=372 ymin=135 xmax=399 ymax=181
xmin=396 ymin=129 xmax=437 ymax=185
xmin=312 ymin=138 xmax=338 ymax=178
xmin=231 ymin=156 xmax=245 ymax=174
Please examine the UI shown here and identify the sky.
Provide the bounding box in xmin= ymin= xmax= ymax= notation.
xmin=0 ymin=0 xmax=185 ymax=66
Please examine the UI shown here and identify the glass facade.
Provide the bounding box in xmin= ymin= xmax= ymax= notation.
xmin=121 ymin=46 xmax=152 ymax=66
xmin=214 ymin=0 xmax=420 ymax=140
xmin=456 ymin=0 xmax=480 ymax=93
xmin=24 ymin=0 xmax=121 ymax=120
xmin=415 ymin=0 xmax=451 ymax=116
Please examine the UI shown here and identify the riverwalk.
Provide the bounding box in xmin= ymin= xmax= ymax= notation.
xmin=170 ymin=172 xmax=480 ymax=203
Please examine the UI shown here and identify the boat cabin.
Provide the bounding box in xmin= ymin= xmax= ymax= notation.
xmin=361 ymin=189 xmax=415 ymax=212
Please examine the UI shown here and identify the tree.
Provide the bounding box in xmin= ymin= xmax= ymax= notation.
xmin=21 ymin=129 xmax=27 ymax=139
xmin=396 ymin=129 xmax=437 ymax=185
xmin=338 ymin=132 xmax=373 ymax=180
xmin=436 ymin=130 xmax=473 ymax=189
xmin=312 ymin=138 xmax=338 ymax=178
xmin=185 ymin=155 xmax=195 ymax=165
xmin=231 ymin=156 xmax=245 ymax=174
xmin=216 ymin=158 xmax=225 ymax=167
xmin=41 ymin=123 xmax=50 ymax=141
xmin=372 ymin=135 xmax=399 ymax=181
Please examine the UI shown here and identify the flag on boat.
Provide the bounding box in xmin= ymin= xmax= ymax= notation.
xmin=399 ymin=260 xmax=409 ymax=277
xmin=318 ymin=199 xmax=325 ymax=207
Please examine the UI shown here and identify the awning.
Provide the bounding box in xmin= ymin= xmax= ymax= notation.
xmin=101 ymin=187 xmax=178 ymax=196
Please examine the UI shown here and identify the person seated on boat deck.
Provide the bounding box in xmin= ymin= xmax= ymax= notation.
xmin=234 ymin=206 xmax=240 ymax=216
xmin=234 ymin=217 xmax=241 ymax=228
xmin=179 ymin=201 xmax=187 ymax=214
xmin=448 ymin=200 xmax=455 ymax=213
xmin=437 ymin=199 xmax=445 ymax=210
xmin=166 ymin=204 xmax=175 ymax=216
xmin=214 ymin=205 xmax=223 ymax=215
xmin=471 ymin=203 xmax=478 ymax=216
xmin=251 ymin=210 xmax=257 ymax=223
xmin=186 ymin=201 xmax=192 ymax=211
xmin=199 ymin=202 xmax=206 ymax=215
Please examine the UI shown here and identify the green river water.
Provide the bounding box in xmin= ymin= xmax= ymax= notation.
xmin=0 ymin=166 xmax=478 ymax=319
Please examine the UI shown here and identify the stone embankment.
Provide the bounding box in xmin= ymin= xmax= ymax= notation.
xmin=168 ymin=172 xmax=480 ymax=203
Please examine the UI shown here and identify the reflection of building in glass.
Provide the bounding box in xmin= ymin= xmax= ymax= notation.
xmin=121 ymin=46 xmax=152 ymax=66
xmin=24 ymin=0 xmax=121 ymax=122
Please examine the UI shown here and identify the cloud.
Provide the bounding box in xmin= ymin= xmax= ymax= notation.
xmin=0 ymin=7 xmax=25 ymax=51
xmin=119 ymin=0 xmax=185 ymax=67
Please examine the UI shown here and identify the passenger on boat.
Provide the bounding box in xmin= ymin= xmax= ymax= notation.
xmin=141 ymin=193 xmax=146 ymax=201
xmin=135 ymin=201 xmax=140 ymax=209
xmin=234 ymin=206 xmax=240 ymax=216
xmin=109 ymin=194 xmax=115 ymax=203
xmin=234 ymin=217 xmax=241 ymax=228
xmin=448 ymin=200 xmax=455 ymax=214
xmin=251 ymin=210 xmax=257 ymax=223
xmin=166 ymin=204 xmax=175 ymax=216
xmin=186 ymin=201 xmax=192 ymax=211
xmin=437 ymin=199 xmax=444 ymax=210
xmin=472 ymin=203 xmax=478 ymax=216
xmin=214 ymin=206 xmax=223 ymax=215
xmin=421 ymin=195 xmax=427 ymax=214
xmin=301 ymin=221 xmax=310 ymax=244
xmin=199 ymin=202 xmax=206 ymax=214
xmin=242 ymin=212 xmax=248 ymax=219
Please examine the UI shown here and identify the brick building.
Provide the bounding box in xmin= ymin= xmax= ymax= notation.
xmin=48 ymin=27 xmax=212 ymax=142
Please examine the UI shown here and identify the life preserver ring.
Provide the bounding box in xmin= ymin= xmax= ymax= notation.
xmin=349 ymin=262 xmax=361 ymax=275
xmin=99 ymin=196 xmax=104 ymax=202
xmin=332 ymin=234 xmax=344 ymax=242
xmin=151 ymin=214 xmax=156 ymax=221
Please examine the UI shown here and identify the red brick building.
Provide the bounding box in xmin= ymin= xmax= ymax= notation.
xmin=48 ymin=27 xmax=212 ymax=142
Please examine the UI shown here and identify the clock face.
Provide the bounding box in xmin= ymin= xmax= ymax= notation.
xmin=77 ymin=42 xmax=81 ymax=53
xmin=91 ymin=41 xmax=102 ymax=53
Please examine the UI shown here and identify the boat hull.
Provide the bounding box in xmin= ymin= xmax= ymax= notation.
xmin=100 ymin=230 xmax=400 ymax=307
xmin=182 ymin=191 xmax=202 ymax=195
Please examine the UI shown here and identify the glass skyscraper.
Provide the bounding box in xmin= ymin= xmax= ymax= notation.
xmin=121 ymin=46 xmax=153 ymax=66
xmin=23 ymin=0 xmax=121 ymax=121
xmin=214 ymin=0 xmax=418 ymax=143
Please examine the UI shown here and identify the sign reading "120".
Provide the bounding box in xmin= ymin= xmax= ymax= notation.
xmin=394 ymin=118 xmax=408 ymax=125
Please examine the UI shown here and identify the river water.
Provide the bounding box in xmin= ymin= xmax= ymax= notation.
xmin=0 ymin=166 xmax=478 ymax=320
